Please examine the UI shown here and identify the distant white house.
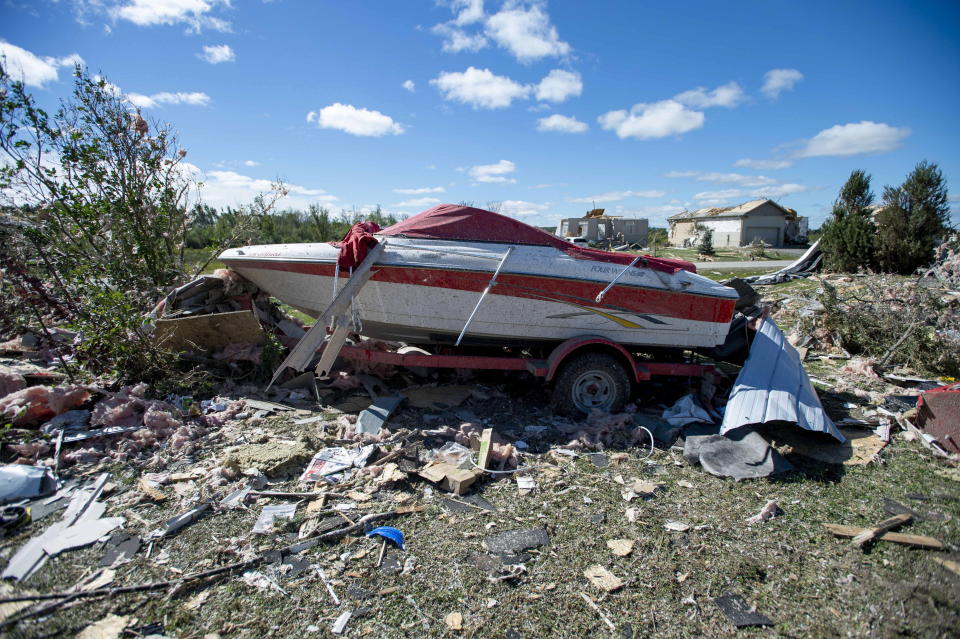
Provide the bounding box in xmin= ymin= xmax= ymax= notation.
xmin=667 ymin=199 xmax=807 ymax=248
xmin=555 ymin=209 xmax=649 ymax=244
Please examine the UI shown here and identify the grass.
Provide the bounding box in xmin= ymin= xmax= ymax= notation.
xmin=3 ymin=365 xmax=958 ymax=639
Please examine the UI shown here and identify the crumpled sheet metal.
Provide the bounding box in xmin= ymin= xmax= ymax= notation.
xmin=721 ymin=317 xmax=844 ymax=443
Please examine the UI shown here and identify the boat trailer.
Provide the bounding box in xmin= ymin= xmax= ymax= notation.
xmin=332 ymin=335 xmax=715 ymax=415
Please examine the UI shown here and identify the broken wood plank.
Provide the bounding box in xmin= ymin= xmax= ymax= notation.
xmin=851 ymin=513 xmax=912 ymax=548
xmin=476 ymin=428 xmax=494 ymax=471
xmin=269 ymin=242 xmax=386 ymax=387
xmin=822 ymin=523 xmax=943 ymax=550
xmin=931 ymin=557 xmax=960 ymax=577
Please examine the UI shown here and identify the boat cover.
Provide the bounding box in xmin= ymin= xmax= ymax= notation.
xmin=380 ymin=204 xmax=695 ymax=274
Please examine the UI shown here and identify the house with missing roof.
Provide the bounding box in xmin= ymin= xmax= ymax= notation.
xmin=555 ymin=209 xmax=649 ymax=245
xmin=667 ymin=199 xmax=808 ymax=248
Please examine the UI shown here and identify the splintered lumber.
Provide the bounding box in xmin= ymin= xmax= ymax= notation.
xmin=850 ymin=513 xmax=912 ymax=548
xmin=931 ymin=557 xmax=960 ymax=576
xmin=823 ymin=523 xmax=943 ymax=550
xmin=476 ymin=428 xmax=494 ymax=470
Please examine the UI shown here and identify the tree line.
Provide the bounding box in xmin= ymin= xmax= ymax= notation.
xmin=820 ymin=162 xmax=952 ymax=274
xmin=185 ymin=204 xmax=402 ymax=249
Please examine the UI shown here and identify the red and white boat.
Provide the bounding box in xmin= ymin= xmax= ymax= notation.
xmin=219 ymin=204 xmax=739 ymax=349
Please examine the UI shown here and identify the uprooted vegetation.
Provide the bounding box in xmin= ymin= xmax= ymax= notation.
xmin=797 ymin=276 xmax=960 ymax=378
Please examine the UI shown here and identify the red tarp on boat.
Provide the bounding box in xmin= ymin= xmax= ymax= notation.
xmin=380 ymin=204 xmax=695 ymax=274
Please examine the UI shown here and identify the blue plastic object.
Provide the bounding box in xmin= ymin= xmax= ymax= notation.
xmin=366 ymin=526 xmax=404 ymax=549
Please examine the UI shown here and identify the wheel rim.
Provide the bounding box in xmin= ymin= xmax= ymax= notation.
xmin=571 ymin=369 xmax=617 ymax=412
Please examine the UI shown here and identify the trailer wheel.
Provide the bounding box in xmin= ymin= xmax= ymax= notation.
xmin=552 ymin=352 xmax=631 ymax=416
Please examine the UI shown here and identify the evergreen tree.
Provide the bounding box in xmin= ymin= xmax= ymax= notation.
xmin=819 ymin=170 xmax=876 ymax=272
xmin=695 ymin=223 xmax=715 ymax=256
xmin=875 ymin=161 xmax=950 ymax=274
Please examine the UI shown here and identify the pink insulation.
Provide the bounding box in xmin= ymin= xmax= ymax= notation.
xmin=0 ymin=371 xmax=26 ymax=398
xmin=565 ymin=410 xmax=650 ymax=450
xmin=841 ymin=357 xmax=880 ymax=379
xmin=0 ymin=384 xmax=91 ymax=426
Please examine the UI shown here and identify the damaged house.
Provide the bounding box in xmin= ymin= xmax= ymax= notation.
xmin=667 ymin=199 xmax=808 ymax=248
xmin=555 ymin=208 xmax=649 ymax=245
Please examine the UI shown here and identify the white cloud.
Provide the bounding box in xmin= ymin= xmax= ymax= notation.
xmin=394 ymin=186 xmax=445 ymax=194
xmin=311 ymin=103 xmax=405 ymax=137
xmin=569 ymin=190 xmax=665 ymax=203
xmin=501 ymin=199 xmax=549 ymax=217
xmin=485 ymin=1 xmax=570 ymax=63
xmin=536 ymin=114 xmax=587 ymax=133
xmin=432 ymin=23 xmax=489 ymax=53
xmin=693 ymin=188 xmax=743 ymax=201
xmin=666 ymin=171 xmax=777 ymax=187
xmin=0 ymin=41 xmax=83 ymax=88
xmin=535 ymin=69 xmax=581 ymax=102
xmin=127 ymin=91 xmax=211 ymax=108
xmin=797 ymin=121 xmax=909 ymax=157
xmin=394 ymin=197 xmax=442 ymax=208
xmin=243 ymin=160 xmax=258 ymax=167
xmin=450 ymin=0 xmax=485 ymax=25
xmin=693 ymin=182 xmax=813 ymax=202
xmin=199 ymin=44 xmax=234 ymax=64
xmin=402 ymin=79 xmax=415 ymax=92
xmin=113 ymin=0 xmax=231 ymax=32
xmin=762 ymin=69 xmax=803 ymax=99
xmin=755 ymin=183 xmax=812 ymax=198
xmin=674 ymin=82 xmax=744 ymax=109
xmin=306 ymin=111 xmax=317 ymax=123
xmin=192 ymin=166 xmax=338 ymax=209
xmin=598 ymin=100 xmax=704 ymax=140
xmin=734 ymin=158 xmax=793 ymax=170
xmin=469 ymin=159 xmax=516 ymax=184
xmin=431 ymin=67 xmax=530 ymax=109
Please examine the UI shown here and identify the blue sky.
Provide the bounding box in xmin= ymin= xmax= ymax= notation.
xmin=2 ymin=0 xmax=958 ymax=229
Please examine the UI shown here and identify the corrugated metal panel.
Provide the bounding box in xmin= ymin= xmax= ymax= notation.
xmin=721 ymin=318 xmax=845 ymax=443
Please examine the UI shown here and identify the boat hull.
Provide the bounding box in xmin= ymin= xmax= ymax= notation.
xmin=220 ymin=238 xmax=738 ymax=349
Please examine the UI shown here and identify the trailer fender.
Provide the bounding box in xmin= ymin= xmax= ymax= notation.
xmin=545 ymin=336 xmax=638 ymax=383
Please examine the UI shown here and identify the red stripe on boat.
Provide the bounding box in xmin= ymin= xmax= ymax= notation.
xmin=223 ymin=260 xmax=735 ymax=324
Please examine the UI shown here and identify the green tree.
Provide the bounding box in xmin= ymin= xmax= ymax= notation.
xmin=819 ymin=169 xmax=876 ymax=272
xmin=695 ymin=223 xmax=715 ymax=256
xmin=875 ymin=161 xmax=951 ymax=274
xmin=0 ymin=64 xmax=198 ymax=380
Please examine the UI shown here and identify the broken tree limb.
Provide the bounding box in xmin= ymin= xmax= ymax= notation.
xmin=850 ymin=513 xmax=912 ymax=548
xmin=823 ymin=523 xmax=944 ymax=550
xmin=579 ymin=592 xmax=616 ymax=631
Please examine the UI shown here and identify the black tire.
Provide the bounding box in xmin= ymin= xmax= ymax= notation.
xmin=551 ymin=352 xmax=631 ymax=416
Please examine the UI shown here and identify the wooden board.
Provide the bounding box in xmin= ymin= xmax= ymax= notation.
xmin=154 ymin=310 xmax=264 ymax=353
xmin=822 ymin=523 xmax=944 ymax=550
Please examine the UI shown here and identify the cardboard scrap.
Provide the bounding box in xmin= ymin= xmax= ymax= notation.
xmin=445 ymin=612 xmax=464 ymax=631
xmin=418 ymin=461 xmax=482 ymax=496
xmin=154 ymin=309 xmax=264 ymax=353
xmin=606 ymin=539 xmax=634 ymax=557
xmin=583 ymin=565 xmax=623 ymax=592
